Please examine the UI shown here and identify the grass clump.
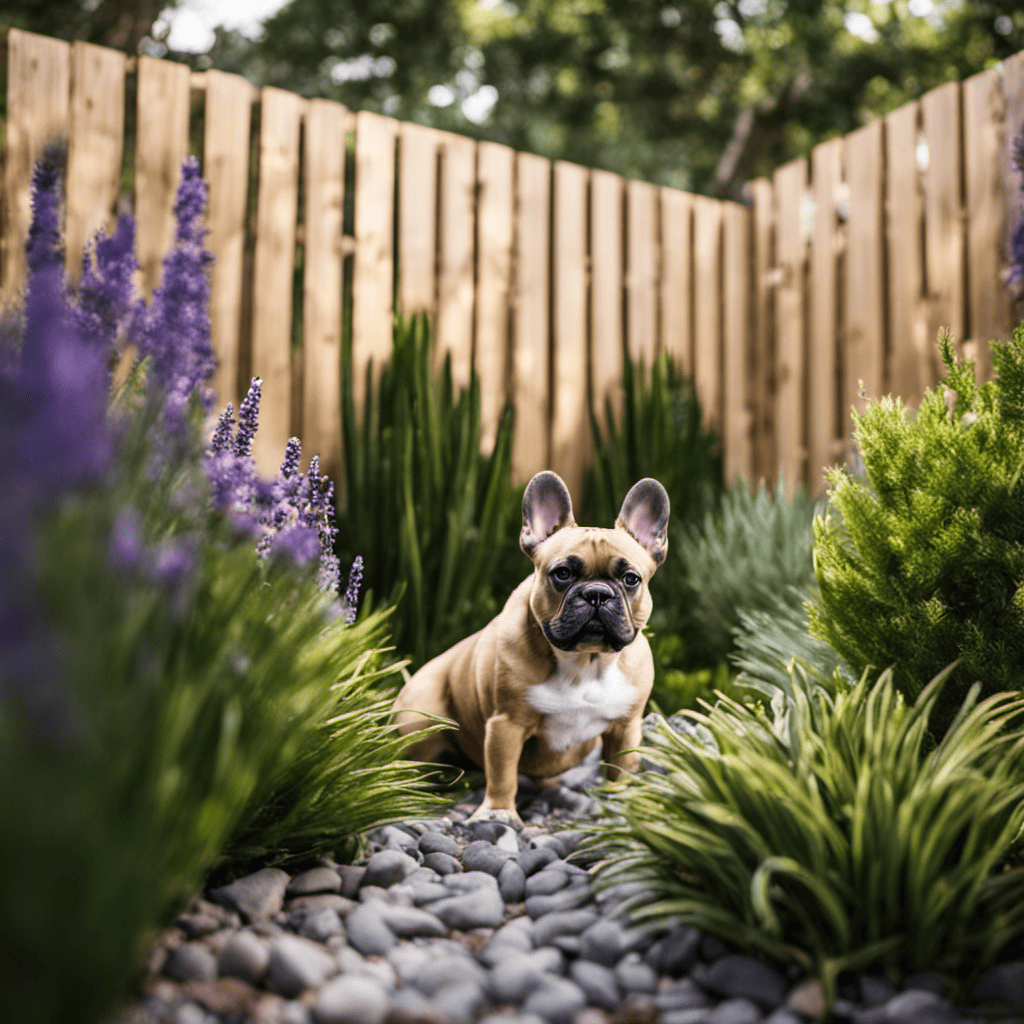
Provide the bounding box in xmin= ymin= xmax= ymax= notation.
xmin=590 ymin=666 xmax=1024 ymax=1004
xmin=812 ymin=328 xmax=1024 ymax=733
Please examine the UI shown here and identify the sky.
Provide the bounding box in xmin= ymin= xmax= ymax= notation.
xmin=156 ymin=0 xmax=291 ymax=52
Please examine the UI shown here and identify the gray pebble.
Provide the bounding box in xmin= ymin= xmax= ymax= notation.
xmin=884 ymin=989 xmax=956 ymax=1022
xmin=210 ymin=867 xmax=291 ymax=922
xmin=428 ymin=885 xmax=506 ymax=930
xmin=299 ymin=907 xmax=344 ymax=943
xmin=361 ymin=849 xmax=419 ymax=889
xmin=524 ymin=883 xmax=592 ymax=919
xmin=657 ymin=925 xmax=702 ymax=976
xmin=419 ymin=831 xmax=460 ymax=857
xmin=661 ymin=1011 xmax=712 ymax=1024
xmin=443 ymin=870 xmax=500 ymax=894
xmin=376 ymin=824 xmax=420 ymax=853
xmin=218 ymin=930 xmax=270 ymax=984
xmin=287 ymin=866 xmax=342 ymax=897
xmin=531 ymin=908 xmax=600 ymax=946
xmin=287 ymin=894 xmax=354 ymax=929
xmin=526 ymin=868 xmax=569 ymax=898
xmin=763 ymin=1011 xmax=806 ymax=1024
xmin=466 ymin=820 xmax=508 ymax=842
xmin=655 ymin=979 xmax=713 ymax=1012
xmin=163 ymin=942 xmax=218 ymax=983
xmin=389 ymin=987 xmax=434 ymax=1019
xmin=432 ymin=980 xmax=486 ymax=1024
xmin=490 ymin=948 xmax=564 ymax=1003
xmin=424 ymin=851 xmax=463 ymax=876
xmin=410 ymin=879 xmax=451 ymax=905
xmin=549 ymin=934 xmax=581 ymax=957
xmin=482 ymin=917 xmax=534 ymax=959
xmin=313 ymin=974 xmax=389 ymax=1024
xmin=615 ymin=953 xmax=658 ymax=993
xmin=175 ymin=911 xmax=220 ymax=939
xmin=376 ymin=902 xmax=447 ymax=938
xmin=578 ymin=918 xmax=642 ymax=966
xmin=569 ymin=959 xmax=621 ymax=1011
xmin=494 ymin=825 xmax=521 ymax=854
xmin=385 ymin=942 xmax=435 ymax=983
xmin=336 ymin=947 xmax=397 ymax=991
xmin=522 ymin=976 xmax=587 ymax=1024
xmin=415 ymin=954 xmax=488 ymax=996
xmin=345 ymin=902 xmax=397 ymax=956
xmin=707 ymin=998 xmax=763 ymax=1024
xmin=529 ymin=835 xmax=568 ymax=858
xmin=499 ymin=860 xmax=528 ymax=903
xmin=519 ymin=847 xmax=560 ymax=877
xmin=266 ymin=934 xmax=338 ymax=997
xmin=860 ymin=976 xmax=900 ymax=1007
xmin=480 ymin=1015 xmax=547 ymax=1024
xmin=695 ymin=955 xmax=787 ymax=1010
xmin=462 ymin=839 xmax=514 ymax=876
xmin=337 ymin=865 xmax=365 ymax=898
xmin=975 ymin=961 xmax=1024 ymax=1007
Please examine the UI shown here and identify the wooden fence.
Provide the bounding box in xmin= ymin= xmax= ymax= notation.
xmin=3 ymin=28 xmax=1024 ymax=499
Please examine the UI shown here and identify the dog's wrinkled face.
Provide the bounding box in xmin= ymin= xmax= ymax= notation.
xmin=520 ymin=472 xmax=670 ymax=655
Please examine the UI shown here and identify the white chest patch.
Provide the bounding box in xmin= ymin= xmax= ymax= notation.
xmin=527 ymin=658 xmax=638 ymax=752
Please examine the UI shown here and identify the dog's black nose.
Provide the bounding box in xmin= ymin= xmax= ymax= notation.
xmin=579 ymin=581 xmax=616 ymax=607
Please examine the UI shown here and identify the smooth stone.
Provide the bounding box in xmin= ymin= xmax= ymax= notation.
xmin=313 ymin=975 xmax=389 ymax=1024
xmin=428 ymin=886 xmax=506 ymax=930
xmin=211 ymin=868 xmax=291 ymax=922
xmin=386 ymin=942 xmax=435 ymax=983
xmin=658 ymin=925 xmax=702 ymax=976
xmin=287 ymin=894 xmax=354 ymax=928
xmin=549 ymin=935 xmax=581 ymax=957
xmin=883 ymin=990 xmax=956 ymax=1023
xmin=345 ymin=902 xmax=397 ymax=956
xmin=287 ymin=867 xmax=342 ymax=897
xmin=480 ymin=1015 xmax=547 ymax=1024
xmin=375 ymin=903 xmax=447 ymax=938
xmin=443 ymin=870 xmax=500 ymax=894
xmin=266 ymin=935 xmax=337 ymax=997
xmin=707 ymin=998 xmax=764 ymax=1024
xmin=903 ymin=974 xmax=951 ymax=999
xmin=975 ymin=962 xmax=1024 ymax=1007
xmin=298 ymin=908 xmax=344 ymax=943
xmin=336 ymin=947 xmax=397 ymax=991
xmin=519 ymin=847 xmax=560 ymax=877
xmin=164 ymin=942 xmax=218 ymax=983
xmin=432 ymin=980 xmax=486 ymax=1024
xmin=531 ymin=909 xmax=600 ymax=946
xmin=410 ymin=880 xmax=451 ymax=905
xmin=218 ymin=930 xmax=270 ymax=985
xmin=419 ymin=831 xmax=460 ymax=857
xmin=485 ymin=917 xmax=535 ymax=956
xmin=526 ymin=868 xmax=570 ymax=898
xmin=462 ymin=840 xmax=514 ymax=876
xmin=522 ymin=976 xmax=587 ymax=1024
xmin=495 ymin=825 xmax=522 ymax=854
xmin=578 ymin=918 xmax=643 ymax=967
xmin=615 ymin=953 xmax=658 ymax=993
xmin=860 ymin=977 xmax=900 ymax=1007
xmin=337 ymin=865 xmax=365 ymax=899
xmin=424 ymin=852 xmax=463 ymax=876
xmin=553 ymin=830 xmax=584 ymax=854
xmin=786 ymin=979 xmax=825 ymax=1020
xmin=490 ymin=949 xmax=564 ymax=1003
xmin=559 ymin=758 xmax=601 ymax=789
xmin=569 ymin=960 xmax=621 ymax=1012
xmin=498 ymin=860 xmax=528 ymax=903
xmin=361 ymin=849 xmax=419 ymax=889
xmin=466 ymin=820 xmax=508 ymax=843
xmin=655 ymin=979 xmax=714 ymax=1012
xmin=529 ymin=835 xmax=568 ymax=858
xmin=175 ymin=912 xmax=221 ymax=939
xmin=414 ymin=955 xmax=488 ymax=996
xmin=695 ymin=955 xmax=788 ymax=1010
xmin=524 ymin=883 xmax=592 ymax=919
xmin=764 ymin=1011 xmax=806 ymax=1024
xmin=389 ymin=987 xmax=434 ymax=1019
xmin=700 ymin=934 xmax=729 ymax=960
xmin=661 ymin=1011 xmax=712 ymax=1024
xmin=376 ymin=824 xmax=419 ymax=853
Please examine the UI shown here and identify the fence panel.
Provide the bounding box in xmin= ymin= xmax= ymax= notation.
xmin=397 ymin=122 xmax=438 ymax=318
xmin=590 ymin=169 xmax=624 ymax=421
xmin=66 ymin=41 xmax=125 ymax=282
xmin=749 ymin=177 xmax=775 ymax=481
xmin=660 ymin=186 xmax=693 ymax=376
xmin=693 ymin=196 xmax=723 ymax=428
xmin=302 ymin=99 xmax=349 ymax=482
xmin=1003 ymin=50 xmax=1024 ymax=323
xmin=722 ymin=201 xmax=752 ymax=483
xmin=626 ymin=179 xmax=658 ymax=366
xmin=2 ymin=30 xmax=70 ymax=304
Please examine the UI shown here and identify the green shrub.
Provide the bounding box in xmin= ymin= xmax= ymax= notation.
xmin=812 ymin=327 xmax=1024 ymax=733
xmin=337 ymin=314 xmax=525 ymax=669
xmin=590 ymin=666 xmax=1024 ymax=1004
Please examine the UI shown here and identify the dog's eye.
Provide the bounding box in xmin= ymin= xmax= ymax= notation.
xmin=622 ymin=571 xmax=642 ymax=589
xmin=551 ymin=565 xmax=573 ymax=583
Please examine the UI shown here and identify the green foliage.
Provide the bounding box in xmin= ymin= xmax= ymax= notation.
xmin=812 ymin=327 xmax=1024 ymax=734
xmin=589 ymin=667 xmax=1024 ymax=1004
xmin=337 ymin=313 xmax=525 ymax=669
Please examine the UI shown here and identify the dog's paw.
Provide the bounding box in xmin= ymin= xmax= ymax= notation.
xmin=467 ymin=806 xmax=524 ymax=829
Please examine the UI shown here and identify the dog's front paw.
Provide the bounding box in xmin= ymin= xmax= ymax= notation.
xmin=467 ymin=805 xmax=524 ymax=829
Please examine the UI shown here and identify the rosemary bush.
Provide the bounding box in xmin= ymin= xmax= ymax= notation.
xmin=812 ymin=328 xmax=1024 ymax=733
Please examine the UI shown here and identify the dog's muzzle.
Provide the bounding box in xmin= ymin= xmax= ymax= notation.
xmin=542 ymin=580 xmax=638 ymax=651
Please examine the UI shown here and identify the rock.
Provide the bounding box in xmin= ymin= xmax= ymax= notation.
xmin=578 ymin=918 xmax=644 ymax=967
xmin=298 ymin=908 xmax=343 ymax=943
xmin=287 ymin=894 xmax=355 ymax=929
xmin=707 ymin=998 xmax=764 ymax=1024
xmin=785 ymin=979 xmax=825 ymax=1020
xmin=337 ymin=865 xmax=365 ymax=899
xmin=529 ymin=835 xmax=569 ymax=858
xmin=550 ymin=935 xmax=581 ymax=957
xmin=519 ymin=847 xmax=560 ymax=877
xmin=902 ymin=974 xmax=950 ymax=999
xmin=432 ymin=980 xmax=486 ymax=1024
xmin=658 ymin=925 xmax=702 ymax=976
xmin=655 ymin=979 xmax=713 ymax=1012
xmin=443 ymin=870 xmax=500 ymax=895
xmin=336 ymin=947 xmax=397 ymax=991
xmin=164 ymin=942 xmax=218 ymax=983
xmin=419 ymin=831 xmax=460 ymax=857
xmin=386 ymin=942 xmax=435 ymax=984
xmin=424 ymin=852 xmax=463 ymax=876
xmin=376 ymin=824 xmax=420 ymax=853
xmin=495 ymin=825 xmax=521 ymax=854
xmin=175 ymin=911 xmax=221 ymax=939
xmin=210 ymin=868 xmax=291 ymax=922
xmin=313 ymin=975 xmax=389 ymax=1024
xmin=287 ymin=867 xmax=342 ymax=897
xmin=764 ymin=1011 xmax=805 ymax=1024
xmin=531 ymin=909 xmax=600 ymax=946
xmin=499 ymin=859 xmax=528 ymax=903
xmin=490 ymin=949 xmax=565 ymax=1003
xmin=218 ymin=930 xmax=270 ymax=985
xmin=345 ymin=902 xmax=397 ymax=956
xmin=859 ymin=977 xmax=899 ymax=1007
xmin=522 ymin=977 xmax=587 ymax=1024
xmin=266 ymin=935 xmax=337 ymax=997
xmin=389 ymin=987 xmax=434 ymax=1019
xmin=975 ymin=963 xmax=1024 ymax=1007
xmin=569 ymin=960 xmax=621 ymax=1011
xmin=694 ymin=955 xmax=788 ymax=1010
xmin=429 ymin=885 xmax=506 ymax=930
xmin=483 ymin=917 xmax=534 ymax=959
xmin=462 ymin=840 xmax=514 ymax=876
xmin=615 ymin=953 xmax=658 ymax=994
xmin=375 ymin=903 xmax=447 ymax=938
xmin=524 ymin=883 xmax=592 ymax=919
xmin=700 ymin=934 xmax=729 ymax=960
xmin=414 ymin=955 xmax=488 ymax=997
xmin=526 ymin=868 xmax=570 ymax=898
xmin=467 ymin=820 xmax=509 ymax=842
xmin=479 ymin=1015 xmax=547 ymax=1024
xmin=410 ymin=880 xmax=451 ymax=905
xmin=361 ymin=849 xmax=418 ymax=889
xmin=661 ymin=1011 xmax=712 ymax=1024
xmin=883 ymin=990 xmax=956 ymax=1023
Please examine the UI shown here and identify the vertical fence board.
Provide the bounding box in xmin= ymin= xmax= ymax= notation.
xmin=773 ymin=158 xmax=808 ymax=492
xmin=626 ymin=179 xmax=659 ymax=365
xmin=590 ymin=169 xmax=624 ymax=422
xmin=397 ymin=122 xmax=439 ymax=318
xmin=964 ymin=67 xmax=1009 ymax=380
xmin=809 ymin=138 xmax=843 ymax=489
xmin=203 ymin=69 xmax=253 ymax=412
xmin=722 ymin=201 xmax=751 ymax=483
xmin=250 ymin=87 xmax=303 ymax=473
xmin=66 ymin=41 xmax=125 ymax=282
xmin=551 ymin=161 xmax=589 ymax=502
xmin=302 ymin=99 xmax=349 ymax=482
xmin=660 ymin=187 xmax=693 ymax=375
xmin=513 ymin=152 xmax=551 ymax=483
xmin=885 ymin=101 xmax=931 ymax=406
xmin=437 ymin=131 xmax=476 ymax=390
xmin=2 ymin=30 xmax=71 ymax=304
xmin=844 ymin=121 xmax=886 ymax=439
xmin=693 ymin=196 xmax=723 ymax=428
xmin=749 ymin=178 xmax=775 ymax=481
xmin=475 ymin=141 xmax=514 ymax=455
xmin=1003 ymin=50 xmax=1024 ymax=324
xmin=352 ymin=110 xmax=399 ymax=419
xmin=135 ymin=55 xmax=191 ymax=296
xmin=922 ymin=81 xmax=966 ymax=360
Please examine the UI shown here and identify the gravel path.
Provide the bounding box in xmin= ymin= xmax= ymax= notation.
xmin=121 ymin=747 xmax=1024 ymax=1024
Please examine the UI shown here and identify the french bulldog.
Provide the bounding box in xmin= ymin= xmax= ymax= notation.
xmin=393 ymin=470 xmax=669 ymax=824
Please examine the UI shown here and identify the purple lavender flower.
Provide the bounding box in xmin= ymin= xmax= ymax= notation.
xmin=1011 ymin=132 xmax=1024 ymax=287
xmin=268 ymin=524 xmax=320 ymax=564
xmin=235 ymin=378 xmax=262 ymax=458
xmin=25 ymin=158 xmax=63 ymax=275
xmin=209 ymin=403 xmax=235 ymax=455
xmin=342 ymin=556 xmax=363 ymax=624
xmin=73 ymin=216 xmax=139 ymax=356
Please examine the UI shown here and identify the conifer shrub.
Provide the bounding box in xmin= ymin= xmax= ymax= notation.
xmin=812 ymin=328 xmax=1024 ymax=733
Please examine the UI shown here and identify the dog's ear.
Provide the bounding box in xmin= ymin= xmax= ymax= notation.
xmin=521 ymin=471 xmax=576 ymax=557
xmin=616 ymin=478 xmax=670 ymax=565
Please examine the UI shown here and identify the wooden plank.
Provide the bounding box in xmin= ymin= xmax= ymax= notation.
xmin=397 ymin=121 xmax=439 ymax=317
xmin=250 ymin=87 xmax=304 ymax=474
xmin=693 ymin=195 xmax=723 ymax=428
xmin=352 ymin=110 xmax=399 ymax=421
xmin=844 ymin=120 xmax=886 ymax=440
xmin=722 ymin=201 xmax=752 ymax=484
xmin=590 ymin=169 xmax=624 ymax=422
xmin=660 ymin=187 xmax=693 ymax=375
xmin=922 ymin=81 xmax=966 ymax=359
xmin=436 ymin=131 xmax=476 ymax=390
xmin=550 ymin=160 xmax=589 ymax=503
xmin=626 ymin=179 xmax=659 ymax=365
xmin=66 ymin=41 xmax=125 ymax=283
xmin=809 ymin=137 xmax=844 ymax=490
xmin=203 ymin=69 xmax=253 ymax=412
xmin=1002 ymin=49 xmax=1024 ymax=323
xmin=512 ymin=152 xmax=551 ymax=484
xmin=302 ymin=99 xmax=349 ymax=483
xmin=885 ymin=101 xmax=931 ymax=407
xmin=135 ymin=55 xmax=191 ymax=296
xmin=749 ymin=177 xmax=775 ymax=482
xmin=2 ymin=30 xmax=71 ymax=305
xmin=963 ymin=67 xmax=1009 ymax=381
xmin=773 ymin=157 xmax=808 ymax=493
xmin=474 ymin=141 xmax=515 ymax=455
